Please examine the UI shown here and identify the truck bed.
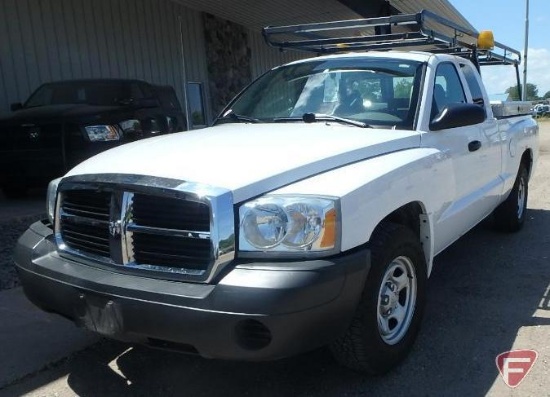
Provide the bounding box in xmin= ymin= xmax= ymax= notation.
xmin=491 ymin=101 xmax=532 ymax=119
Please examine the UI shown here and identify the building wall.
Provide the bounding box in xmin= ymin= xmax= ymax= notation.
xmin=203 ymin=13 xmax=251 ymax=117
xmin=0 ymin=0 xmax=211 ymax=121
xmin=248 ymin=30 xmax=309 ymax=79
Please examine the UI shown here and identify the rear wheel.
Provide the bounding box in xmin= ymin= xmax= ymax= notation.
xmin=493 ymin=164 xmax=528 ymax=232
xmin=330 ymin=223 xmax=427 ymax=374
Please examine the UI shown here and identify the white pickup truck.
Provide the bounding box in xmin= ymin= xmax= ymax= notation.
xmin=15 ymin=12 xmax=538 ymax=374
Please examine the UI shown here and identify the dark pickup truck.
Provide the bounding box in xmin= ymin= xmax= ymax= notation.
xmin=0 ymin=79 xmax=186 ymax=198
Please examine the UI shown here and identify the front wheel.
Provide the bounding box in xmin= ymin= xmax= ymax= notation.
xmin=493 ymin=164 xmax=528 ymax=232
xmin=330 ymin=223 xmax=427 ymax=375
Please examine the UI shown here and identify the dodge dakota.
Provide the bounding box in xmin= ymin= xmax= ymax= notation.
xmin=14 ymin=12 xmax=538 ymax=374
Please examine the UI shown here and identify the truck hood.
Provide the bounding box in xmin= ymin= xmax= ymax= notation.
xmin=0 ymin=104 xmax=126 ymax=124
xmin=67 ymin=123 xmax=420 ymax=202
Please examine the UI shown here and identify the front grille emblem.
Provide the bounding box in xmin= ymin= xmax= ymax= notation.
xmin=109 ymin=220 xmax=122 ymax=238
xmin=28 ymin=128 xmax=40 ymax=140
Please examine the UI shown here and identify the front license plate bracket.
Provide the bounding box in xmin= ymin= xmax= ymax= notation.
xmin=75 ymin=292 xmax=124 ymax=336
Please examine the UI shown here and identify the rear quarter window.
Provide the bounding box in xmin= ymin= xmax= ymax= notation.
xmin=460 ymin=64 xmax=484 ymax=104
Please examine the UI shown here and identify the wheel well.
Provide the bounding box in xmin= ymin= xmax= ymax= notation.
xmin=377 ymin=202 xmax=432 ymax=273
xmin=381 ymin=202 xmax=424 ymax=238
xmin=521 ymin=149 xmax=533 ymax=180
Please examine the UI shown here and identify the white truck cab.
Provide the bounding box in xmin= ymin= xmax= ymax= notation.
xmin=15 ymin=11 xmax=538 ymax=374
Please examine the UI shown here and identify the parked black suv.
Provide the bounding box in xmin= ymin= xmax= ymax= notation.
xmin=0 ymin=79 xmax=186 ymax=198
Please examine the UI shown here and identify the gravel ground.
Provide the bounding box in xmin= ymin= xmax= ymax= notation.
xmin=0 ymin=215 xmax=44 ymax=290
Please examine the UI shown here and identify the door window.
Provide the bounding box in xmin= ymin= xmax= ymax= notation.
xmin=432 ymin=63 xmax=466 ymax=119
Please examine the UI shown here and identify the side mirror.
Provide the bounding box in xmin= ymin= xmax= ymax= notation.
xmin=430 ymin=103 xmax=486 ymax=131
xmin=10 ymin=103 xmax=23 ymax=112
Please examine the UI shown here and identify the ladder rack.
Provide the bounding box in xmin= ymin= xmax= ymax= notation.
xmin=262 ymin=10 xmax=521 ymax=67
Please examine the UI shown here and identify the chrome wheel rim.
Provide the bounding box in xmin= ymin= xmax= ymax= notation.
xmin=517 ymin=177 xmax=526 ymax=219
xmin=377 ymin=256 xmax=417 ymax=345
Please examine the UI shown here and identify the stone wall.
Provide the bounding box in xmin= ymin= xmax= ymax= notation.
xmin=203 ymin=13 xmax=252 ymax=116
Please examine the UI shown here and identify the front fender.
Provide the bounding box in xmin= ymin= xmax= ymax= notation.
xmin=272 ymin=148 xmax=454 ymax=271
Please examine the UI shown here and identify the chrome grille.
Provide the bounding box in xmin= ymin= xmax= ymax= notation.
xmin=132 ymin=233 xmax=211 ymax=269
xmin=132 ymin=194 xmax=210 ymax=231
xmin=54 ymin=176 xmax=236 ymax=283
xmin=60 ymin=190 xmax=111 ymax=257
xmin=129 ymin=193 xmax=212 ymax=271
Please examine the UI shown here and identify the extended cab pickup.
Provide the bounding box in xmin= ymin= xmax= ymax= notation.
xmin=14 ymin=12 xmax=538 ymax=374
xmin=0 ymin=79 xmax=185 ymax=198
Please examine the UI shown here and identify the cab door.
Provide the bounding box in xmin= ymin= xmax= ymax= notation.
xmin=421 ymin=61 xmax=501 ymax=253
xmin=459 ymin=61 xmax=502 ymax=209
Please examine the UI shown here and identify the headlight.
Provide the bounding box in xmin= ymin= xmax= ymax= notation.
xmin=84 ymin=125 xmax=121 ymax=141
xmin=242 ymin=203 xmax=288 ymax=249
xmin=46 ymin=178 xmax=61 ymax=225
xmin=239 ymin=196 xmax=339 ymax=256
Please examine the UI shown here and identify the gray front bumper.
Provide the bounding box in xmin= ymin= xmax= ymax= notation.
xmin=15 ymin=220 xmax=370 ymax=361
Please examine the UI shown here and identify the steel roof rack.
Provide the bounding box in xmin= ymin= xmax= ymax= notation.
xmin=263 ymin=10 xmax=521 ymax=68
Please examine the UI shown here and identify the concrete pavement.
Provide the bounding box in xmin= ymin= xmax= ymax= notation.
xmin=0 ymin=287 xmax=98 ymax=389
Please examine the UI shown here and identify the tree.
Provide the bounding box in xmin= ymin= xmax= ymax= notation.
xmin=544 ymin=91 xmax=550 ymax=100
xmin=505 ymin=83 xmax=539 ymax=101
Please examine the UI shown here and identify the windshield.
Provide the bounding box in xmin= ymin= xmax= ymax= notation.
xmin=224 ymin=57 xmax=424 ymax=129
xmin=24 ymin=81 xmax=145 ymax=108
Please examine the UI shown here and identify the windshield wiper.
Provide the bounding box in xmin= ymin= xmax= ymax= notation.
xmin=273 ymin=113 xmax=370 ymax=128
xmin=218 ymin=110 xmax=260 ymax=124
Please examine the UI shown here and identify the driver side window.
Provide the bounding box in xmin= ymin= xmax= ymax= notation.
xmin=432 ymin=63 xmax=466 ymax=119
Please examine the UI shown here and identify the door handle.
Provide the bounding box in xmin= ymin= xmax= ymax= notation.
xmin=468 ymin=140 xmax=482 ymax=152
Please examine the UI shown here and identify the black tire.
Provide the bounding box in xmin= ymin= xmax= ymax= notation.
xmin=493 ymin=164 xmax=528 ymax=232
xmin=330 ymin=222 xmax=427 ymax=375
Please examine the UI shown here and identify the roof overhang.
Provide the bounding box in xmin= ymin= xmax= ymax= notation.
xmin=339 ymin=0 xmax=475 ymax=31
xmin=174 ymin=0 xmax=474 ymax=33
xmin=174 ymin=0 xmax=365 ymax=30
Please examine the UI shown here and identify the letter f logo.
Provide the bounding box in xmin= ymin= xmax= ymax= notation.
xmin=496 ymin=349 xmax=538 ymax=388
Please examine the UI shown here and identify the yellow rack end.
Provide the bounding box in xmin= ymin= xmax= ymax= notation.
xmin=478 ymin=31 xmax=495 ymax=50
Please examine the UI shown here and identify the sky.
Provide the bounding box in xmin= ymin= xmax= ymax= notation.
xmin=450 ymin=0 xmax=550 ymax=97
